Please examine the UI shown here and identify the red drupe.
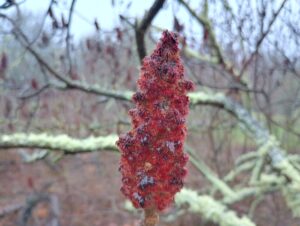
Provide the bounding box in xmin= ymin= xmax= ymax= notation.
xmin=116 ymin=30 xmax=194 ymax=211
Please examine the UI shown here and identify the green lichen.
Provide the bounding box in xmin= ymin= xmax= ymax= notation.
xmin=175 ymin=188 xmax=256 ymax=226
xmin=0 ymin=133 xmax=118 ymax=153
xmin=282 ymin=183 xmax=300 ymax=217
xmin=188 ymin=92 xmax=226 ymax=106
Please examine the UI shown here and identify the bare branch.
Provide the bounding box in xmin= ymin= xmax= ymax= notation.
xmin=0 ymin=0 xmax=15 ymax=9
xmin=0 ymin=13 xmax=133 ymax=101
xmin=178 ymin=0 xmax=225 ymax=66
xmin=238 ymin=0 xmax=289 ymax=78
xmin=178 ymin=0 xmax=247 ymax=88
xmin=135 ymin=0 xmax=166 ymax=62
xmin=186 ymin=145 xmax=236 ymax=198
xmin=66 ymin=0 xmax=77 ymax=74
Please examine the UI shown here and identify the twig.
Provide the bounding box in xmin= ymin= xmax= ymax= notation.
xmin=186 ymin=145 xmax=236 ymax=198
xmin=238 ymin=0 xmax=288 ymax=78
xmin=135 ymin=0 xmax=166 ymax=62
xmin=18 ymin=84 xmax=50 ymax=99
xmin=178 ymin=0 xmax=224 ymax=65
xmin=178 ymin=0 xmax=248 ymax=89
xmin=28 ymin=0 xmax=56 ymax=46
xmin=142 ymin=208 xmax=159 ymax=226
xmin=0 ymin=13 xmax=133 ymax=101
xmin=66 ymin=0 xmax=77 ymax=74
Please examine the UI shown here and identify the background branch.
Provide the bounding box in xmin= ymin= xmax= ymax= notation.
xmin=135 ymin=0 xmax=166 ymax=62
xmin=66 ymin=0 xmax=77 ymax=74
xmin=0 ymin=133 xmax=118 ymax=153
xmin=175 ymin=188 xmax=256 ymax=226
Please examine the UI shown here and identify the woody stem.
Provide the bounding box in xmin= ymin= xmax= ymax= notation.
xmin=141 ymin=208 xmax=159 ymax=226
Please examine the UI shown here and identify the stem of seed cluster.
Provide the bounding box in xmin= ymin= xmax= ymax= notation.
xmin=142 ymin=208 xmax=159 ymax=226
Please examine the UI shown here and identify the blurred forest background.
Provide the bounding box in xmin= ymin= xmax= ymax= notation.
xmin=0 ymin=0 xmax=300 ymax=225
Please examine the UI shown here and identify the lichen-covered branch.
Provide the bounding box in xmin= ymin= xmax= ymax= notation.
xmin=189 ymin=92 xmax=300 ymax=182
xmin=1 ymin=91 xmax=300 ymax=215
xmin=125 ymin=188 xmax=256 ymax=226
xmin=1 ymin=92 xmax=299 ymax=186
xmin=175 ymin=188 xmax=256 ymax=226
xmin=186 ymin=145 xmax=236 ymax=198
xmin=0 ymin=133 xmax=118 ymax=153
xmin=190 ymin=91 xmax=300 ymax=216
xmin=2 ymin=91 xmax=300 ymax=186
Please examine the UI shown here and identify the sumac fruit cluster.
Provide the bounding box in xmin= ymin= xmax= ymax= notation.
xmin=116 ymin=30 xmax=194 ymax=211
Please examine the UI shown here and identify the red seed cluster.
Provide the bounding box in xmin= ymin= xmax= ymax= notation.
xmin=116 ymin=30 xmax=194 ymax=211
